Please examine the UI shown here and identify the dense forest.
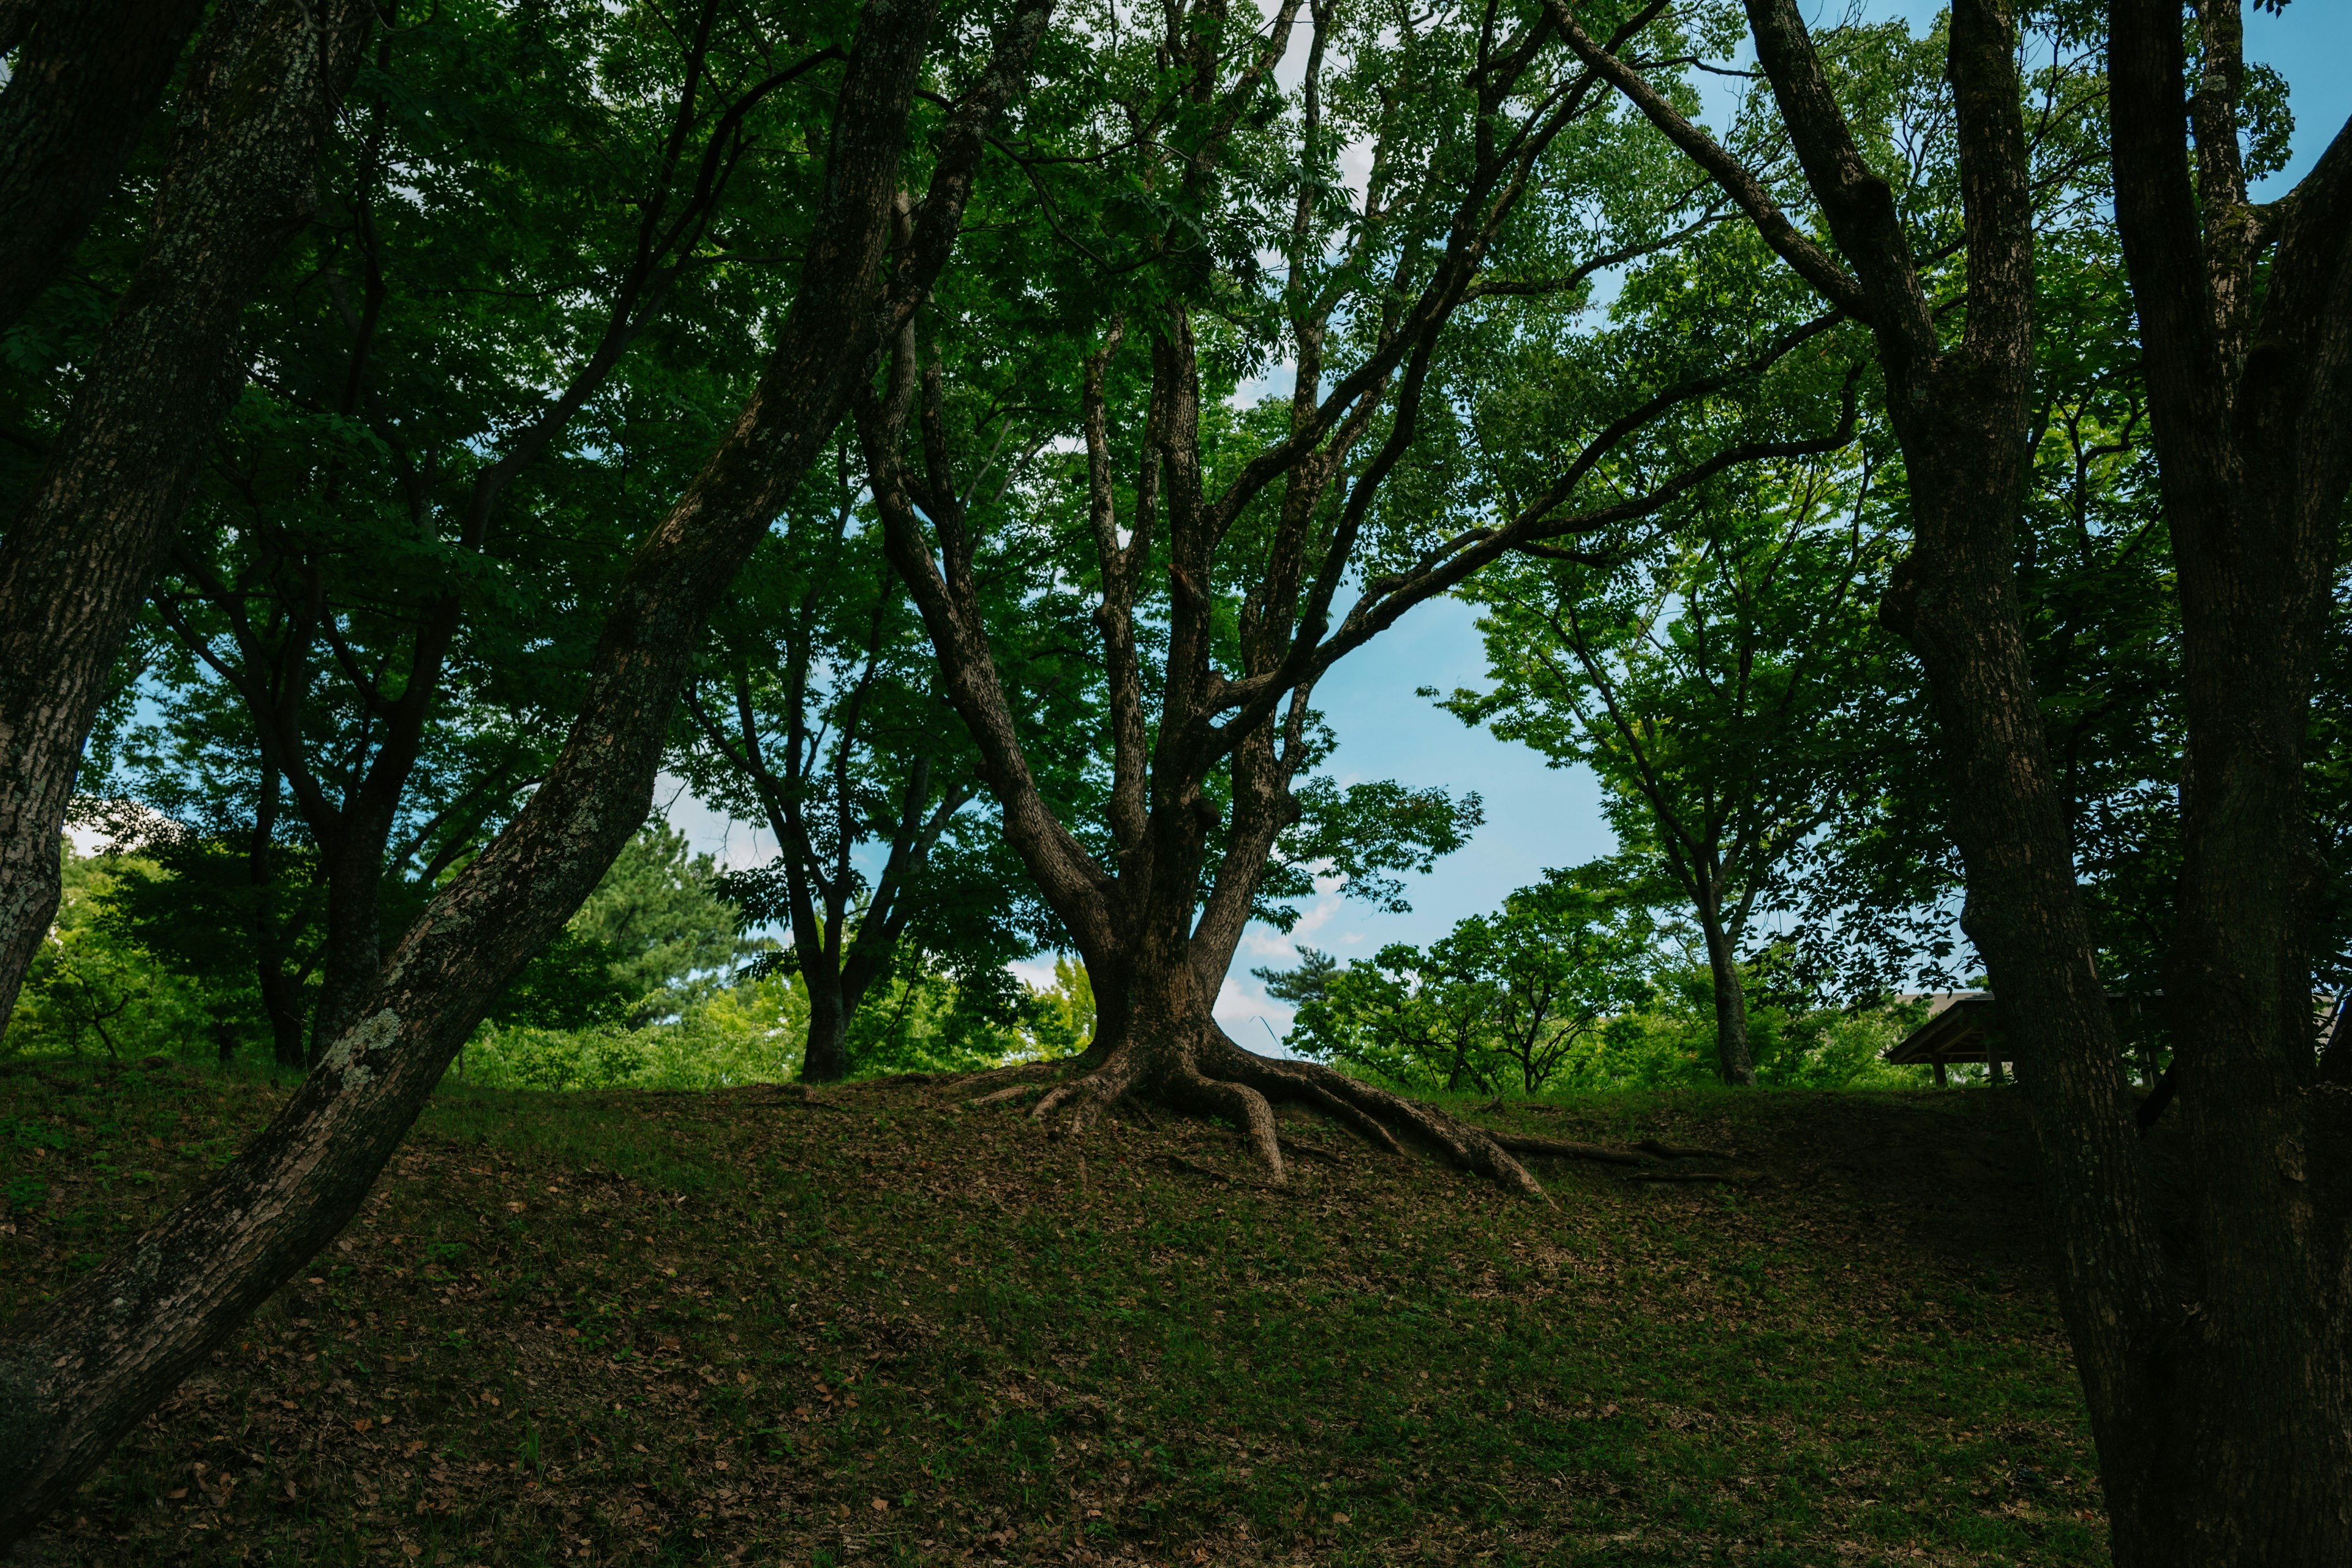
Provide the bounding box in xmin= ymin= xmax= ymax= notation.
xmin=0 ymin=0 xmax=2348 ymax=1561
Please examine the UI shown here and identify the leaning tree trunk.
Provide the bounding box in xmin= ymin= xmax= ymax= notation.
xmin=0 ymin=0 xmax=1039 ymax=1534
xmin=0 ymin=0 xmax=372 ymax=1036
xmin=0 ymin=0 xmax=208 ymax=331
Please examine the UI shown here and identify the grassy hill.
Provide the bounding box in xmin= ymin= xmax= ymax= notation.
xmin=0 ymin=1058 xmax=2109 ymax=1567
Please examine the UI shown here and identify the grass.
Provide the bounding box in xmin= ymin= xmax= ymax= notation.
xmin=0 ymin=1056 xmax=2109 ymax=1566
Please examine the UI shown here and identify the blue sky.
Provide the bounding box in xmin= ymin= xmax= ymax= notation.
xmin=673 ymin=0 xmax=2352 ymax=1040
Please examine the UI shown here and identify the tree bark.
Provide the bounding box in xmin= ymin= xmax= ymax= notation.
xmin=0 ymin=0 xmax=208 ymax=331
xmin=0 ymin=0 xmax=1055 ymax=1537
xmin=1695 ymin=897 xmax=1757 ymax=1086
xmin=803 ymin=979 xmax=851 ymax=1084
xmin=308 ymin=827 xmax=391 ymax=1062
xmin=246 ymin=761 xmax=309 ymax=1072
xmin=1569 ymin=0 xmax=2352 ymax=1557
xmin=0 ymin=0 xmax=374 ymax=1038
xmin=2086 ymin=1 xmax=2352 ymax=1558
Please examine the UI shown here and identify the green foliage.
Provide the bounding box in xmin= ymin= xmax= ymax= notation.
xmin=1276 ymin=856 xmax=1928 ymax=1095
xmin=462 ymin=974 xmax=811 ymax=1092
xmin=1632 ymin=943 xmax=1930 ymax=1091
xmin=5 ymin=845 xmax=216 ymax=1063
xmin=1013 ymin=956 xmax=1095 ymax=1061
xmin=567 ymin=822 xmax=760 ymax=1023
xmin=1255 ymin=780 xmax=1485 ymax=924
xmin=1280 ymin=862 xmax=1659 ymax=1095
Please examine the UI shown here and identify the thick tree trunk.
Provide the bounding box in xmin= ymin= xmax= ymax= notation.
xmin=0 ymin=0 xmax=208 ymax=331
xmin=1885 ymin=432 xmax=2190 ymax=1548
xmin=1695 ymin=900 xmax=1756 ymax=1085
xmin=0 ymin=0 xmax=372 ymax=1036
xmin=802 ymin=973 xmax=851 ymax=1084
xmin=2081 ymin=2 xmax=2352 ymax=1558
xmin=0 ymin=0 xmax=1027 ymax=1533
xmin=1583 ymin=1 xmax=2272 ymax=1545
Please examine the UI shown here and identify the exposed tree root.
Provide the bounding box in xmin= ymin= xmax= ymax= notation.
xmin=1624 ymin=1170 xmax=1758 ymax=1186
xmin=1494 ymin=1134 xmax=1648 ymax=1167
xmin=946 ymin=1059 xmax=1066 ymax=1100
xmin=1634 ymin=1139 xmax=1730 ymax=1161
xmin=960 ymin=1026 xmax=1548 ymax=1196
xmin=938 ymin=1025 xmax=1740 ymax=1197
xmin=968 ymin=1081 xmax=1049 ymax=1108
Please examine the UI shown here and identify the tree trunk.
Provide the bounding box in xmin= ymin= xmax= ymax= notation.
xmin=0 ymin=0 xmax=372 ymax=1036
xmin=1695 ymin=900 xmax=1757 ymax=1086
xmin=2075 ymin=1 xmax=2352 ymax=1558
xmin=307 ymin=832 xmax=388 ymax=1065
xmin=0 ymin=0 xmax=208 ymax=331
xmin=1566 ymin=3 xmax=2302 ymax=1545
xmin=259 ymin=962 xmax=307 ymax=1073
xmin=246 ymin=766 xmax=308 ymax=1072
xmin=802 ymin=971 xmax=850 ymax=1084
xmin=0 ymin=0 xmax=1030 ymax=1532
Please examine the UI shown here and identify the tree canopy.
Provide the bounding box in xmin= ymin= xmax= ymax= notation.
xmin=2 ymin=0 xmax=2350 ymax=1558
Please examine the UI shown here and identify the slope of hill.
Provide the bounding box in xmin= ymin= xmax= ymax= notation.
xmin=0 ymin=1059 xmax=2107 ymax=1566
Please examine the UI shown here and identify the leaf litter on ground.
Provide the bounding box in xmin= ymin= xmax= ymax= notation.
xmin=0 ymin=1058 xmax=2111 ymax=1566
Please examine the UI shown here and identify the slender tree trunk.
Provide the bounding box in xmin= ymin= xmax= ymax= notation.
xmin=307 ymin=831 xmax=388 ymax=1064
xmin=0 ymin=0 xmax=1044 ymax=1532
xmin=0 ymin=0 xmax=208 ymax=331
xmin=259 ymin=964 xmax=307 ymax=1072
xmin=1694 ymin=897 xmax=1756 ymax=1086
xmin=0 ymin=0 xmax=372 ymax=1035
xmin=246 ymin=764 xmax=308 ymax=1072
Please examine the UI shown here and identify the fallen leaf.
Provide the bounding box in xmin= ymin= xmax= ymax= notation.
xmin=870 ymin=1498 xmax=889 ymax=1512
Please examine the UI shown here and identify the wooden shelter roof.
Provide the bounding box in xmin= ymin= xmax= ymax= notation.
xmin=1883 ymin=990 xmax=2169 ymax=1066
xmin=1885 ymin=993 xmax=2003 ymax=1065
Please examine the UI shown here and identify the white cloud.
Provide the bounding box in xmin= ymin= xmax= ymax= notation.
xmin=659 ymin=773 xmax=774 ymax=871
xmin=1242 ymin=925 xmax=1297 ymax=958
xmin=1291 ymin=894 xmax=1341 ymax=935
xmin=1006 ymin=957 xmax=1061 ymax=993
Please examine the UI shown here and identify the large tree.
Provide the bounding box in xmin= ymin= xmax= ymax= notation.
xmin=2089 ymin=0 xmax=2352 ymax=1556
xmin=0 ymin=0 xmax=208 ymax=331
xmin=0 ymin=0 xmax=375 ymax=1035
xmin=129 ymin=0 xmax=829 ymax=1062
xmin=1563 ymin=0 xmax=2352 ymax=1556
xmin=0 ymin=0 xmax=1054 ymax=1537
xmin=861 ymin=0 xmax=1858 ymax=1183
